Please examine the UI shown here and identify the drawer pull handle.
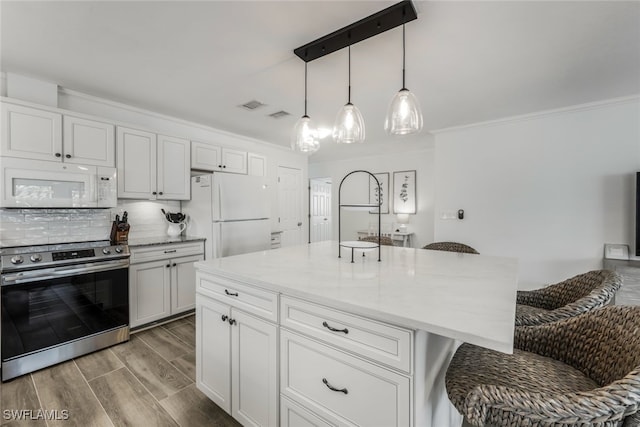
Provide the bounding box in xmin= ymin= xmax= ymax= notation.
xmin=164 ymin=249 xmax=177 ymax=254
xmin=322 ymin=321 xmax=349 ymax=334
xmin=322 ymin=378 xmax=348 ymax=395
xmin=221 ymin=315 xmax=228 ymax=322
xmin=225 ymin=289 xmax=239 ymax=297
xmin=228 ymin=318 xmax=236 ymax=325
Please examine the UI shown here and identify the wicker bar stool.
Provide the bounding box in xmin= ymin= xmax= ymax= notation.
xmin=446 ymin=305 xmax=640 ymax=427
xmin=359 ymin=235 xmax=395 ymax=246
xmin=516 ymin=270 xmax=622 ymax=326
xmin=422 ymin=241 xmax=479 ymax=254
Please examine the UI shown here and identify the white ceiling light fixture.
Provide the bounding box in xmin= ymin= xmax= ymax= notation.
xmin=385 ymin=22 xmax=423 ymax=135
xmin=333 ymin=44 xmax=365 ymax=144
xmin=291 ymin=58 xmax=320 ymax=154
xmin=292 ymin=0 xmax=418 ymax=152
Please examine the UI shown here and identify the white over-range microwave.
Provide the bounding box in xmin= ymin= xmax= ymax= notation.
xmin=1 ymin=157 xmax=117 ymax=208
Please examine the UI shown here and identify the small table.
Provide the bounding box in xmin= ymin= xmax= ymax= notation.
xmin=357 ymin=230 xmax=414 ymax=247
xmin=339 ymin=240 xmax=379 ymax=263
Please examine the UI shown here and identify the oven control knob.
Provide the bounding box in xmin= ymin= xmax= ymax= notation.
xmin=10 ymin=255 xmax=24 ymax=264
xmin=114 ymin=246 xmax=123 ymax=253
xmin=30 ymin=254 xmax=42 ymax=262
xmin=102 ymin=248 xmax=111 ymax=255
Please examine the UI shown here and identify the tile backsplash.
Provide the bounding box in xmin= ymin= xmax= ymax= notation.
xmin=0 ymin=200 xmax=181 ymax=247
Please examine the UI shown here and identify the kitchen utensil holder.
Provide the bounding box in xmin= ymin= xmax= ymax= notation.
xmin=110 ymin=221 xmax=130 ymax=244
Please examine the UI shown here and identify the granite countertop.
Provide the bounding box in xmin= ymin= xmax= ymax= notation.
xmin=127 ymin=235 xmax=206 ymax=247
xmin=195 ymin=240 xmax=519 ymax=354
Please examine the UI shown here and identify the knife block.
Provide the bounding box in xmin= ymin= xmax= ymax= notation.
xmin=110 ymin=221 xmax=130 ymax=244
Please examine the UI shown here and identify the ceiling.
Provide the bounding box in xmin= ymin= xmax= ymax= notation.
xmin=1 ymin=1 xmax=639 ymax=163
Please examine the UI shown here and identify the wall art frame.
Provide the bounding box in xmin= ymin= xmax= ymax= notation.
xmin=393 ymin=170 xmax=416 ymax=214
xmin=369 ymin=172 xmax=389 ymax=214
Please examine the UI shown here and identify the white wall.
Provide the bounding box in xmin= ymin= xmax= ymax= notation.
xmin=309 ymin=143 xmax=435 ymax=248
xmin=433 ymin=97 xmax=640 ymax=288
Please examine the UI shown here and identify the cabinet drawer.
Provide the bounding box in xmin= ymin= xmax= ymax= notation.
xmin=197 ymin=272 xmax=278 ymax=322
xmin=130 ymin=242 xmax=204 ymax=264
xmin=281 ymin=396 xmax=334 ymax=427
xmin=281 ymin=330 xmax=410 ymax=427
xmin=281 ymin=296 xmax=412 ymax=373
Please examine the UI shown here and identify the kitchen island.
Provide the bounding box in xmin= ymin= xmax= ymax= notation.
xmin=194 ymin=241 xmax=518 ymax=427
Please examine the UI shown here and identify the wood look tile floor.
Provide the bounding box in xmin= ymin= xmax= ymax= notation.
xmin=0 ymin=315 xmax=241 ymax=427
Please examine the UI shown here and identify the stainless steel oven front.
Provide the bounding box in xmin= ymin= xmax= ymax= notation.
xmin=1 ymin=241 xmax=130 ymax=381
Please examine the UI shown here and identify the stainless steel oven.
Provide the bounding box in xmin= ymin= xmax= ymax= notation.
xmin=1 ymin=240 xmax=130 ymax=381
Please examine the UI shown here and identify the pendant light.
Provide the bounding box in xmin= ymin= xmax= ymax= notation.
xmin=333 ymin=44 xmax=365 ymax=144
xmin=291 ymin=58 xmax=319 ymax=153
xmin=384 ymin=23 xmax=423 ymax=135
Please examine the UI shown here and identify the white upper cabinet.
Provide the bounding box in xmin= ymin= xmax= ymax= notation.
xmin=191 ymin=141 xmax=248 ymax=174
xmin=63 ymin=115 xmax=115 ymax=167
xmin=117 ymin=126 xmax=157 ymax=199
xmin=117 ymin=127 xmax=190 ymax=200
xmin=1 ymin=103 xmax=115 ymax=167
xmin=157 ymin=134 xmax=190 ymax=200
xmin=1 ymin=103 xmax=62 ymax=161
xmin=248 ymin=152 xmax=266 ymax=177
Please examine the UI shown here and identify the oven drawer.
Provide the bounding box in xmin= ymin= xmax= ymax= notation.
xmin=281 ymin=296 xmax=412 ymax=373
xmin=281 ymin=330 xmax=410 ymax=427
xmin=197 ymin=272 xmax=278 ymax=322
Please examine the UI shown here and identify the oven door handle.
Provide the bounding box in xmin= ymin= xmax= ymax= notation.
xmin=1 ymin=259 xmax=129 ymax=286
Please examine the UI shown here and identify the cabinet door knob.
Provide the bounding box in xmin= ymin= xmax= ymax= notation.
xmin=152 ymin=191 xmax=157 ymax=195
xmin=159 ymin=192 xmax=163 ymax=195
xmin=55 ymin=153 xmax=62 ymax=157
xmin=221 ymin=315 xmax=228 ymax=322
xmin=166 ymin=264 xmax=171 ymax=268
xmin=222 ymin=165 xmax=227 ymax=168
xmin=224 ymin=289 xmax=239 ymax=297
xmin=218 ymin=164 xmax=222 ymax=168
xmin=172 ymin=263 xmax=176 ymax=267
xmin=65 ymin=154 xmax=71 ymax=158
xmin=228 ymin=318 xmax=236 ymax=325
xmin=322 ymin=378 xmax=348 ymax=394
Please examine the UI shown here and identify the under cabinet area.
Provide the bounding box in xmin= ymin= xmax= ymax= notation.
xmin=117 ymin=126 xmax=190 ymax=200
xmin=129 ymin=241 xmax=204 ymax=328
xmin=196 ymin=272 xmax=278 ymax=427
xmin=1 ymin=102 xmax=115 ymax=167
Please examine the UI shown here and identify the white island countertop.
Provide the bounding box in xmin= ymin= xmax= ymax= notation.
xmin=195 ymin=241 xmax=519 ymax=353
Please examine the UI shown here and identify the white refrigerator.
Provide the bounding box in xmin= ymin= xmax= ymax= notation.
xmin=183 ymin=173 xmax=271 ymax=259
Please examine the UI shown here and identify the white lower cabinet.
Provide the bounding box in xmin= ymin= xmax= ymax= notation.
xmin=281 ymin=330 xmax=410 ymax=427
xmin=196 ymin=277 xmax=413 ymax=427
xmin=129 ymin=242 xmax=204 ymax=328
xmin=196 ymin=280 xmax=278 ymax=427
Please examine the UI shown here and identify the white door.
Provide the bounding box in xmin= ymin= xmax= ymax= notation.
xmin=231 ymin=309 xmax=278 ymax=427
xmin=117 ymin=126 xmax=156 ymax=199
xmin=63 ymin=115 xmax=115 ymax=167
xmin=196 ymin=295 xmax=232 ymax=414
xmin=157 ymin=134 xmax=190 ymax=200
xmin=170 ymin=255 xmax=203 ymax=315
xmin=1 ymin=103 xmax=62 ymax=161
xmin=129 ymin=260 xmax=171 ymax=328
xmin=310 ymin=178 xmax=332 ymax=242
xmin=278 ymin=166 xmax=303 ymax=247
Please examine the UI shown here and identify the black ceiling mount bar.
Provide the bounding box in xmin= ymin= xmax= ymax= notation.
xmin=294 ymin=0 xmax=418 ymax=63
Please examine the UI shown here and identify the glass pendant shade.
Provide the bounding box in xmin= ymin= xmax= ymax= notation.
xmin=333 ymin=102 xmax=365 ymax=144
xmin=291 ymin=115 xmax=319 ymax=153
xmin=384 ymin=88 xmax=423 ymax=135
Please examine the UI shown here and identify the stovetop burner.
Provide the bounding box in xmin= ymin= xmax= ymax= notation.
xmin=0 ymin=240 xmax=130 ymax=273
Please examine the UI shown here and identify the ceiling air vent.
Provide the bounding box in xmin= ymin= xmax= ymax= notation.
xmin=240 ymin=100 xmax=266 ymax=110
xmin=269 ymin=110 xmax=290 ymax=119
